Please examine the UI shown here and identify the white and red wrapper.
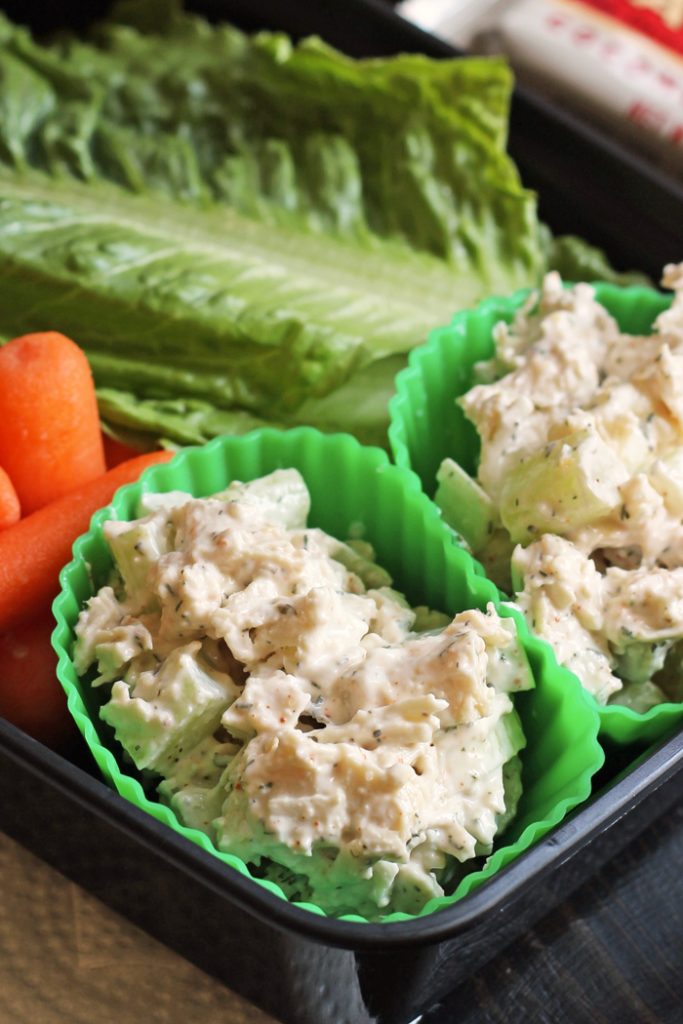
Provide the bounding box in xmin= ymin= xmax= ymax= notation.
xmin=400 ymin=0 xmax=683 ymax=178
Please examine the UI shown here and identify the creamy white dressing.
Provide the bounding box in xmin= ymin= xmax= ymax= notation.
xmin=74 ymin=469 xmax=532 ymax=917
xmin=460 ymin=264 xmax=683 ymax=706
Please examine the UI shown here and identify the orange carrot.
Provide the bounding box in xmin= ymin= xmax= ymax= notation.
xmin=102 ymin=433 xmax=145 ymax=469
xmin=0 ymin=331 xmax=106 ymax=514
xmin=0 ymin=467 xmax=20 ymax=529
xmin=0 ymin=450 xmax=174 ymax=631
xmin=0 ymin=611 xmax=74 ymax=749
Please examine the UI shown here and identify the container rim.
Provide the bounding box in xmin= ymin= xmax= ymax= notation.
xmin=2 ymin=715 xmax=680 ymax=951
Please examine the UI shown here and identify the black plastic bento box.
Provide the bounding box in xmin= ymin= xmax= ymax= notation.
xmin=1 ymin=3 xmax=683 ymax=1024
xmin=2 ymin=718 xmax=682 ymax=1024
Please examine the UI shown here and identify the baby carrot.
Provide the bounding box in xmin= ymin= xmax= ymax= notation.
xmin=0 ymin=467 xmax=20 ymax=530
xmin=102 ymin=433 xmax=145 ymax=469
xmin=0 ymin=449 xmax=174 ymax=631
xmin=0 ymin=611 xmax=74 ymax=749
xmin=0 ymin=331 xmax=106 ymax=514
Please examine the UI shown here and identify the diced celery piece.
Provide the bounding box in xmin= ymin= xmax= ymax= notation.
xmin=100 ymin=644 xmax=238 ymax=774
xmin=92 ymin=624 xmax=153 ymax=685
xmin=650 ymin=450 xmax=683 ymax=517
xmin=479 ymin=528 xmax=515 ymax=592
xmin=412 ymin=605 xmax=451 ymax=632
xmin=138 ymin=490 xmax=193 ymax=515
xmin=497 ymin=709 xmax=526 ymax=763
xmin=495 ymin=754 xmax=523 ymax=836
xmin=166 ymin=784 xmax=227 ymax=835
xmin=330 ymin=538 xmax=393 ymax=589
xmin=615 ymin=640 xmax=671 ymax=686
xmin=609 ymin=678 xmax=667 ymax=713
xmin=215 ymin=469 xmax=310 ymax=529
xmin=486 ymin=627 xmax=535 ymax=693
xmin=105 ymin=514 xmax=172 ymax=607
xmin=499 ymin=427 xmax=628 ymax=544
xmin=466 ymin=710 xmax=525 ymax=796
xmin=651 ymin=640 xmax=683 ymax=703
xmin=472 ymin=714 xmax=525 ymax=851
xmin=158 ymin=733 xmax=238 ymax=833
xmin=510 ymin=548 xmax=526 ymax=595
xmin=435 ymin=457 xmax=498 ymax=553
xmin=159 ymin=733 xmax=239 ymax=795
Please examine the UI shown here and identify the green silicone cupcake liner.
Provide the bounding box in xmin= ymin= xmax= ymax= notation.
xmin=52 ymin=428 xmax=603 ymax=923
xmin=388 ymin=282 xmax=683 ymax=746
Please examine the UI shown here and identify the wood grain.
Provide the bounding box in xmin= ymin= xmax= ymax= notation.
xmin=425 ymin=801 xmax=683 ymax=1024
xmin=0 ymin=830 xmax=276 ymax=1024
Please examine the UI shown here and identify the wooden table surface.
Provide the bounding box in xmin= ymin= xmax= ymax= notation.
xmin=2 ymin=793 xmax=682 ymax=1024
xmin=425 ymin=799 xmax=683 ymax=1024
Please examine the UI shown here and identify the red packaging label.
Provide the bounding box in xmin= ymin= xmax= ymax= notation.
xmin=578 ymin=0 xmax=683 ymax=54
xmin=480 ymin=0 xmax=683 ymax=173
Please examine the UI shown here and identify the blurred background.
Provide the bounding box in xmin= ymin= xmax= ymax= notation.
xmin=399 ymin=0 xmax=683 ymax=183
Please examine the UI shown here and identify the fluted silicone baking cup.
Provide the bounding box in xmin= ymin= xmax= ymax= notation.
xmin=388 ymin=282 xmax=683 ymax=746
xmin=52 ymin=428 xmax=602 ymax=922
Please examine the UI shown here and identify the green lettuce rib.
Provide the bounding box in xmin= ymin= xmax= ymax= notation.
xmin=0 ymin=2 xmax=546 ymax=444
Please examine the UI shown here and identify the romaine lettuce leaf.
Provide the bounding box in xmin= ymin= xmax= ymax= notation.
xmin=542 ymin=231 xmax=651 ymax=288
xmin=0 ymin=2 xmax=546 ymax=445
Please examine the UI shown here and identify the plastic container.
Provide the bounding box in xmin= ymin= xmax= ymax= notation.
xmin=1 ymin=710 xmax=680 ymax=1024
xmin=389 ymin=281 xmax=683 ymax=745
xmin=0 ymin=3 xmax=681 ymax=1023
xmin=52 ymin=428 xmax=603 ymax=923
